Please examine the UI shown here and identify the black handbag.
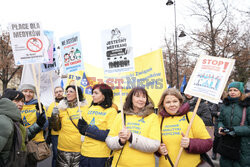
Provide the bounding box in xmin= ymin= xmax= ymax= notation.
xmin=217 ymin=107 xmax=246 ymax=160
xmin=217 ymin=135 xmax=241 ymax=160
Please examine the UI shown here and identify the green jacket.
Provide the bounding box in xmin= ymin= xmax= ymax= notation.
xmin=218 ymin=96 xmax=250 ymax=167
xmin=0 ymin=98 xmax=22 ymax=162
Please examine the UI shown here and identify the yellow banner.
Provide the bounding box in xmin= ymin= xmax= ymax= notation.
xmin=66 ymin=49 xmax=167 ymax=109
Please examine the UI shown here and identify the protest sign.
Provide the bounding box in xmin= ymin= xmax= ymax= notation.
xmin=8 ymin=22 xmax=49 ymax=65
xmin=174 ymin=54 xmax=235 ymax=166
xmin=66 ymin=49 xmax=167 ymax=108
xmin=184 ymin=55 xmax=235 ymax=104
xmin=60 ymin=32 xmax=84 ymax=74
xmin=43 ymin=30 xmax=54 ymax=64
xmin=102 ymin=25 xmax=134 ymax=74
xmin=41 ymin=46 xmax=59 ymax=72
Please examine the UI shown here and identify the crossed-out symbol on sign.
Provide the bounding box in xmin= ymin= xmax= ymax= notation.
xmin=26 ymin=37 xmax=43 ymax=52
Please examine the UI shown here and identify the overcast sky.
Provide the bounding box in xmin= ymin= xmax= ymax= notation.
xmin=0 ymin=0 xmax=249 ymax=67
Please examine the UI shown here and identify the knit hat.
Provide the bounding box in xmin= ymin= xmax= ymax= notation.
xmin=228 ymin=82 xmax=244 ymax=93
xmin=18 ymin=84 xmax=36 ymax=94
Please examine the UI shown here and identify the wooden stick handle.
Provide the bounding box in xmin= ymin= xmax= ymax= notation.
xmin=49 ymin=71 xmax=57 ymax=107
xmin=120 ymin=88 xmax=124 ymax=127
xmin=31 ymin=64 xmax=42 ymax=114
xmin=74 ymin=80 xmax=81 ymax=119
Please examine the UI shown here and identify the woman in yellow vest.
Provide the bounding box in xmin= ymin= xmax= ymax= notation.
xmin=106 ymin=87 xmax=161 ymax=167
xmin=19 ymin=84 xmax=48 ymax=167
xmin=52 ymin=85 xmax=88 ymax=167
xmin=77 ymin=83 xmax=117 ymax=167
xmin=157 ymin=88 xmax=212 ymax=167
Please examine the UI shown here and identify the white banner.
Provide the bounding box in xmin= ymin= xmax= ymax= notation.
xmin=8 ymin=22 xmax=49 ymax=65
xmin=184 ymin=55 xmax=235 ymax=104
xmin=101 ymin=25 xmax=134 ymax=74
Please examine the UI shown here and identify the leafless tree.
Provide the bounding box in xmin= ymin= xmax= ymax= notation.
xmin=0 ymin=32 xmax=22 ymax=91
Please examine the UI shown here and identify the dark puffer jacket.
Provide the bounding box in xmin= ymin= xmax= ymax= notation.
xmin=0 ymin=98 xmax=22 ymax=165
xmin=184 ymin=96 xmax=213 ymax=126
xmin=218 ymin=96 xmax=250 ymax=167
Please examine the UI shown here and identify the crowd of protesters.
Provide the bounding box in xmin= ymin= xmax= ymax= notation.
xmin=0 ymin=81 xmax=249 ymax=167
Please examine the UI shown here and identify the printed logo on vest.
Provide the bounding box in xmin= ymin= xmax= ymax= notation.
xmin=179 ymin=116 xmax=186 ymax=122
xmin=22 ymin=116 xmax=31 ymax=126
xmin=138 ymin=118 xmax=145 ymax=123
xmin=89 ymin=117 xmax=98 ymax=129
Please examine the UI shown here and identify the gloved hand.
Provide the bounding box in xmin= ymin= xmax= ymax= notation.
xmin=77 ymin=118 xmax=89 ymax=135
xmin=37 ymin=112 xmax=46 ymax=127
xmin=35 ymin=102 xmax=45 ymax=112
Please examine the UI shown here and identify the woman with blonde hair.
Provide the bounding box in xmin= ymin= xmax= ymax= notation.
xmin=156 ymin=88 xmax=212 ymax=167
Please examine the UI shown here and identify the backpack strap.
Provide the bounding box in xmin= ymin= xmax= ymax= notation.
xmin=240 ymin=107 xmax=247 ymax=126
xmin=160 ymin=117 xmax=174 ymax=167
xmin=186 ymin=113 xmax=190 ymax=123
xmin=114 ymin=113 xmax=126 ymax=167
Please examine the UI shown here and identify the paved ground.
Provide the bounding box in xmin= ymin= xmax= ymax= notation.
xmin=38 ymin=126 xmax=220 ymax=167
xmin=38 ymin=152 xmax=220 ymax=167
xmin=37 ymin=155 xmax=52 ymax=167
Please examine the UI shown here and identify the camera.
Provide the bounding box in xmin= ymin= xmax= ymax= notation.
xmin=221 ymin=128 xmax=230 ymax=133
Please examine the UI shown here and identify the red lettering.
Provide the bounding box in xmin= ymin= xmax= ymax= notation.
xmin=106 ymin=78 xmax=115 ymax=89
xmin=115 ymin=79 xmax=124 ymax=89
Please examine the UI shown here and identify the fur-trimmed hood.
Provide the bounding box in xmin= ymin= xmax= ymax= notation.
xmin=123 ymin=103 xmax=155 ymax=117
xmin=58 ymin=98 xmax=88 ymax=111
xmin=223 ymin=96 xmax=250 ymax=107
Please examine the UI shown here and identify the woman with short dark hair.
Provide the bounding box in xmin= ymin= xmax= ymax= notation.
xmin=77 ymin=83 xmax=117 ymax=167
xmin=1 ymin=89 xmax=45 ymax=167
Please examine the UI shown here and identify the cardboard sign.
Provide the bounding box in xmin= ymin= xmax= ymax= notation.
xmin=102 ymin=25 xmax=134 ymax=74
xmin=8 ymin=22 xmax=49 ymax=65
xmin=60 ymin=32 xmax=84 ymax=74
xmin=184 ymin=55 xmax=235 ymax=104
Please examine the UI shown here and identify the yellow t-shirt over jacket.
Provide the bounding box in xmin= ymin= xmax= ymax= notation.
xmin=159 ymin=112 xmax=211 ymax=167
xmin=81 ymin=105 xmax=117 ymax=158
xmin=57 ymin=102 xmax=88 ymax=153
xmin=108 ymin=112 xmax=161 ymax=167
xmin=21 ymin=102 xmax=46 ymax=142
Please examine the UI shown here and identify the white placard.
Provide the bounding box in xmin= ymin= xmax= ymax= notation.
xmin=8 ymin=22 xmax=49 ymax=65
xmin=101 ymin=25 xmax=134 ymax=74
xmin=184 ymin=55 xmax=235 ymax=104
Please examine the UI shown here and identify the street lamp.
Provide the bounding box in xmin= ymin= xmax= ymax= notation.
xmin=166 ymin=0 xmax=186 ymax=89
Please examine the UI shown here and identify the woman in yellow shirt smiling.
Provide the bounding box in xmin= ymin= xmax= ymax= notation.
xmin=106 ymin=87 xmax=161 ymax=167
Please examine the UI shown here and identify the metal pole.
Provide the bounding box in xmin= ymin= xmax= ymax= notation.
xmin=174 ymin=0 xmax=179 ymax=89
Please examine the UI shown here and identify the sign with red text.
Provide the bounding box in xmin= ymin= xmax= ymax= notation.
xmin=8 ymin=22 xmax=49 ymax=65
xmin=184 ymin=55 xmax=235 ymax=104
xmin=60 ymin=32 xmax=84 ymax=74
